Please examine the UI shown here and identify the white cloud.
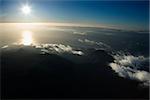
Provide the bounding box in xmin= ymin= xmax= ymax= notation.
xmin=73 ymin=31 xmax=87 ymax=35
xmin=1 ymin=44 xmax=84 ymax=56
xmin=34 ymin=44 xmax=84 ymax=56
xmin=109 ymin=54 xmax=150 ymax=86
xmin=1 ymin=45 xmax=8 ymax=49
xmin=72 ymin=51 xmax=84 ymax=55
xmin=78 ymin=39 xmax=111 ymax=50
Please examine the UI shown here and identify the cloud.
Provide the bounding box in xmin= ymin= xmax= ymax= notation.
xmin=1 ymin=45 xmax=8 ymax=49
xmin=46 ymin=27 xmax=90 ymax=36
xmin=109 ymin=54 xmax=150 ymax=86
xmin=34 ymin=44 xmax=84 ymax=56
xmin=73 ymin=31 xmax=87 ymax=35
xmin=78 ymin=39 xmax=111 ymax=50
xmin=1 ymin=43 xmax=84 ymax=56
xmin=73 ymin=31 xmax=93 ymax=35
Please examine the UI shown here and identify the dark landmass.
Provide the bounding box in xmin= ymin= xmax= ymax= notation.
xmin=1 ymin=46 xmax=149 ymax=99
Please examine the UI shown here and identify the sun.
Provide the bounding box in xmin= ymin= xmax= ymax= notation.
xmin=21 ymin=5 xmax=31 ymax=15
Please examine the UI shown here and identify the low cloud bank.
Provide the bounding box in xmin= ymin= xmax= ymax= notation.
xmin=34 ymin=44 xmax=84 ymax=56
xmin=78 ymin=39 xmax=111 ymax=50
xmin=1 ymin=44 xmax=84 ymax=56
xmin=109 ymin=54 xmax=150 ymax=86
xmin=1 ymin=45 xmax=8 ymax=49
xmin=73 ymin=31 xmax=92 ymax=35
xmin=73 ymin=31 xmax=87 ymax=35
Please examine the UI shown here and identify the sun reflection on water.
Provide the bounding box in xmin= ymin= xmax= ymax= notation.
xmin=22 ymin=31 xmax=33 ymax=45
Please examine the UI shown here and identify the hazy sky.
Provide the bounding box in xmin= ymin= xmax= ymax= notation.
xmin=1 ymin=0 xmax=149 ymax=30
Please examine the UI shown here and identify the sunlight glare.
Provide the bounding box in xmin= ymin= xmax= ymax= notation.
xmin=21 ymin=5 xmax=31 ymax=15
xmin=22 ymin=31 xmax=32 ymax=45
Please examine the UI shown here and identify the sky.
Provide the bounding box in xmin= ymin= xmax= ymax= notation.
xmin=0 ymin=0 xmax=149 ymax=30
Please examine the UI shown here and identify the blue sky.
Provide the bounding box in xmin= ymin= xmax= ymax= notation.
xmin=1 ymin=0 xmax=149 ymax=30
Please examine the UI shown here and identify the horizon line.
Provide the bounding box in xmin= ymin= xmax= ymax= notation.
xmin=0 ymin=22 xmax=149 ymax=32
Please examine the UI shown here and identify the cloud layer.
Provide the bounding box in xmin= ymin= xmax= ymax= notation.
xmin=1 ymin=44 xmax=84 ymax=56
xmin=78 ymin=39 xmax=111 ymax=50
xmin=2 ymin=44 xmax=149 ymax=87
xmin=109 ymin=54 xmax=150 ymax=86
xmin=34 ymin=44 xmax=84 ymax=56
